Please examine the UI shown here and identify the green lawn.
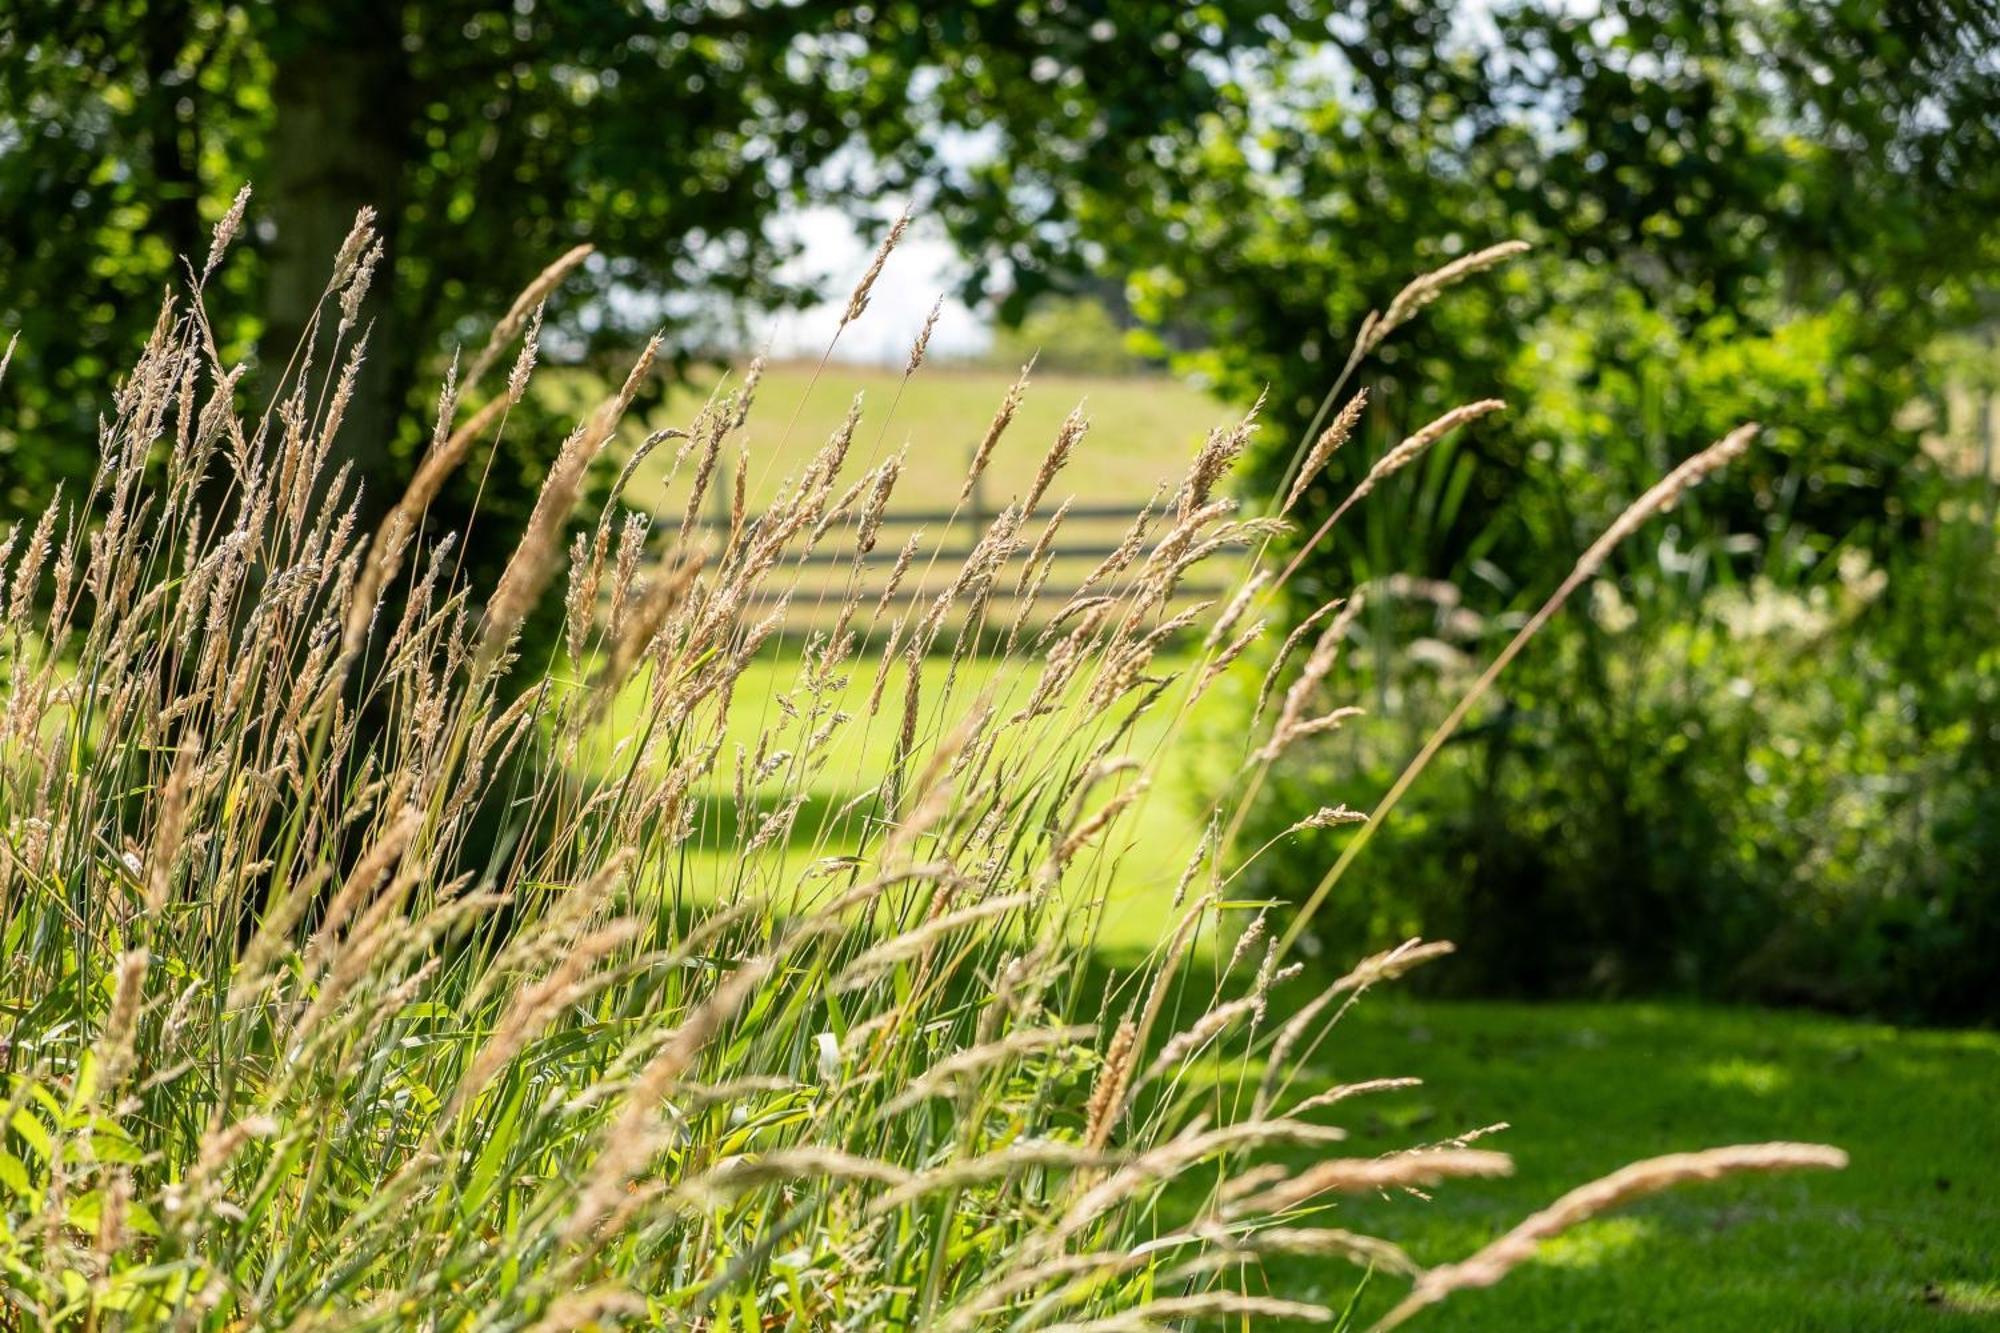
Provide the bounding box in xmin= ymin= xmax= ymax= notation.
xmin=1237 ymin=998 xmax=2000 ymax=1331
xmin=544 ymin=358 xmax=1233 ymax=513
xmin=546 ymin=359 xmax=1241 ymax=633
xmin=585 ymin=651 xmax=1224 ymax=956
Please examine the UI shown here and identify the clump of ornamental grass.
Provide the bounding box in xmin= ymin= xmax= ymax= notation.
xmin=0 ymin=200 xmax=1841 ymax=1330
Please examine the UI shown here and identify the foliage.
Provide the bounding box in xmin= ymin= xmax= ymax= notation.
xmin=0 ymin=0 xmax=1320 ymax=522
xmin=1239 ymin=476 xmax=2000 ymax=1021
xmin=987 ymin=295 xmax=1148 ymax=377
xmin=1054 ymin=0 xmax=2000 ymax=596
xmin=1051 ymin=1 xmax=2000 ymax=1017
xmin=0 ymin=217 xmax=1854 ymax=1329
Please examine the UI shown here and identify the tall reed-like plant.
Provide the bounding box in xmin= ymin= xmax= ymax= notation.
xmin=0 ymin=201 xmax=1841 ymax=1329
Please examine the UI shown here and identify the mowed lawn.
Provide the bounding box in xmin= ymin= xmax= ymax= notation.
xmin=570 ymin=359 xmax=1249 ymax=953
xmin=1214 ymin=998 xmax=2000 ymax=1331
xmin=584 ymin=651 xmax=1229 ymax=956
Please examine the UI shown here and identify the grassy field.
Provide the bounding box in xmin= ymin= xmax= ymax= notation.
xmin=587 ymin=652 xmax=1232 ymax=956
xmin=573 ymin=359 xmax=1250 ymax=954
xmin=560 ymin=367 xmax=2000 ymax=1332
xmin=546 ymin=359 xmax=1242 ymax=633
xmin=542 ymin=358 xmax=1234 ymax=513
xmin=584 ymin=637 xmax=2000 ymax=1331
xmin=1222 ymin=998 xmax=2000 ymax=1331
xmin=17 ymin=220 xmax=1988 ymax=1332
xmin=631 ymin=359 xmax=1232 ymax=511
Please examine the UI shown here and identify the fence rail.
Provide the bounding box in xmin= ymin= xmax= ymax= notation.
xmin=684 ymin=454 xmax=1227 ymax=632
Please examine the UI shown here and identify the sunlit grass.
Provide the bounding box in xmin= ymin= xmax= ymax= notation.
xmin=578 ymin=651 xmax=1234 ymax=956
xmin=541 ymin=360 xmax=1228 ymax=514
xmin=1267 ymin=1000 xmax=2000 ymax=1331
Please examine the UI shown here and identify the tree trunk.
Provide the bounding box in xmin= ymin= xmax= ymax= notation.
xmin=143 ymin=0 xmax=202 ymax=278
xmin=261 ymin=1 xmax=409 ymax=530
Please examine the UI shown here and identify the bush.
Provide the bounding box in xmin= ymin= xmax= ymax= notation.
xmin=988 ymin=295 xmax=1150 ymax=376
xmin=1243 ymin=508 xmax=1999 ymax=1022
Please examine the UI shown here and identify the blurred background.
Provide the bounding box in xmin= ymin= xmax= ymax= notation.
xmin=2 ymin=2 xmax=1997 ymax=1323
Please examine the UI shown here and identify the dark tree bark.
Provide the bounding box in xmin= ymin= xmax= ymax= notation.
xmin=261 ymin=0 xmax=410 ymax=530
xmin=142 ymin=0 xmax=202 ymax=276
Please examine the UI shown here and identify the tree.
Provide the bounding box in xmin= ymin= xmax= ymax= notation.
xmin=988 ymin=292 xmax=1148 ymax=375
xmin=1019 ymin=0 xmax=2000 ymax=602
xmin=1011 ymin=0 xmax=2000 ymax=1007
xmin=0 ymin=0 xmax=1327 ymax=536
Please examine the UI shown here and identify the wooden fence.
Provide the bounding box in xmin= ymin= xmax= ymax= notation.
xmin=703 ymin=457 xmax=1230 ymax=629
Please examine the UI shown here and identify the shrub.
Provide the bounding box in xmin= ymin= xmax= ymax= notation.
xmin=0 ymin=206 xmax=1839 ymax=1328
xmin=1242 ymin=498 xmax=1999 ymax=1021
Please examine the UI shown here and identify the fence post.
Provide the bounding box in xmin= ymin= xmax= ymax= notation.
xmin=966 ymin=440 xmax=986 ymax=548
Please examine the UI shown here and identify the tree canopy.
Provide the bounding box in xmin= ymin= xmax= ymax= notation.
xmin=0 ymin=0 xmax=1316 ymax=523
xmin=1032 ymin=0 xmax=2000 ymax=603
xmin=4 ymin=0 xmax=1997 ymax=618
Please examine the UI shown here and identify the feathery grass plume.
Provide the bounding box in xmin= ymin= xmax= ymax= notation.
xmin=468 ymin=243 xmax=593 ymax=389
xmin=1253 ymin=940 xmax=1455 ymax=1120
xmin=869 ymin=1140 xmax=1123 ymax=1213
xmin=1231 ymin=1148 xmax=1516 ymax=1216
xmin=6 ymin=495 xmax=60 ymax=637
xmin=0 ymin=227 xmax=1833 ymax=1331
xmin=1285 ymin=804 xmax=1367 ymax=835
xmin=886 ymin=1024 xmax=1098 ymax=1114
xmin=1141 ymin=995 xmax=1256 ymax=1084
xmin=1287 ymin=1077 xmax=1425 ymax=1117
xmin=448 ymin=915 xmax=643 ymax=1118
xmin=336 ymin=237 xmax=384 ymax=334
xmin=1256 ymin=594 xmax=1367 ymax=763
xmin=1277 ymin=242 xmax=1526 ymax=510
xmin=1371 ymin=1143 xmax=1848 ymax=1330
xmin=1085 ymin=1018 xmax=1140 ymax=1149
xmin=479 ymin=337 xmax=660 ymax=668
xmin=199 ymin=183 xmax=252 ymax=287
xmin=563 ymin=956 xmax=774 ymax=1242
xmin=344 ymin=247 xmax=592 ymax=657
xmin=679 ymin=1147 xmax=914 ymax=1203
xmin=1039 ymin=1296 xmax=1332 ymax=1331
xmin=1061 ymin=1120 xmax=1356 ymax=1238
xmin=1275 ymin=400 xmax=1505 ymax=591
xmin=88 ymin=949 xmax=150 ymax=1103
xmin=1251 ymin=595 xmax=1343 ymax=725
xmin=141 ymin=738 xmax=199 ymax=915
xmin=1180 ymin=390 xmax=1265 ymax=522
xmin=1357 ymin=400 xmax=1506 ymax=502
xmin=842 ymin=208 xmax=910 ymax=327
xmin=1024 ymin=403 xmax=1089 ymax=519
xmin=1371 ymin=241 xmax=1533 ymax=352
xmin=1204 ymin=567 xmax=1268 ymax=650
xmin=1281 ymin=388 xmax=1368 ymax=515
xmin=732 ymin=348 xmax=767 ymax=431
xmin=505 ymin=301 xmax=545 ymax=404
xmin=1054 ymin=776 xmax=1150 ymax=867
xmin=963 ymin=355 xmax=1035 ymax=503
xmin=834 ymin=894 xmax=1035 ymax=992
xmin=908 ymin=293 xmax=945 ymax=374
xmin=1220 ymin=1224 xmax=1421 ymax=1278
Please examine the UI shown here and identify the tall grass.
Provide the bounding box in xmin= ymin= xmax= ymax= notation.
xmin=0 ymin=201 xmax=1842 ymax=1329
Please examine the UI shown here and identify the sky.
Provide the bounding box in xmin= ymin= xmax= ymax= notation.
xmin=761 ymin=206 xmax=993 ymax=367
